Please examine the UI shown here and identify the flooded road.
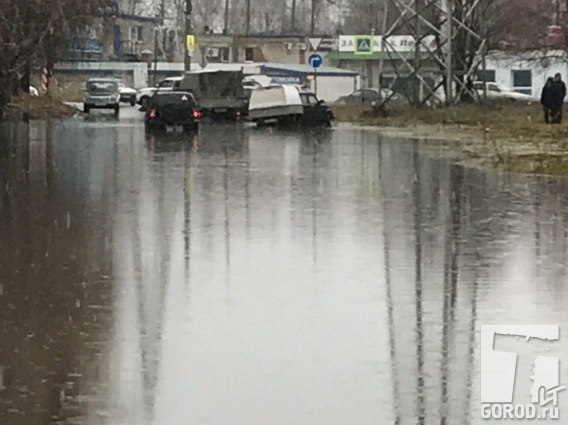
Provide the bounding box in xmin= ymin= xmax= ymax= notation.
xmin=2 ymin=108 xmax=568 ymax=424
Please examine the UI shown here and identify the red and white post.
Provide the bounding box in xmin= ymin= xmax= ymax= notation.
xmin=41 ymin=67 xmax=50 ymax=95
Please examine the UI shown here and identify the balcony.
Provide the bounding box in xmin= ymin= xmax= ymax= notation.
xmin=64 ymin=37 xmax=103 ymax=62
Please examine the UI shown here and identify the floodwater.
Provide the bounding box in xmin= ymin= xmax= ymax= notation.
xmin=2 ymin=108 xmax=568 ymax=424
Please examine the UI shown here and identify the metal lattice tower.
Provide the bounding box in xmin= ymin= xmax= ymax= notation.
xmin=378 ymin=0 xmax=492 ymax=106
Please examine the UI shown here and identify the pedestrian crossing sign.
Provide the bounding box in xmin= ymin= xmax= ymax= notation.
xmin=355 ymin=36 xmax=373 ymax=55
xmin=186 ymin=35 xmax=196 ymax=55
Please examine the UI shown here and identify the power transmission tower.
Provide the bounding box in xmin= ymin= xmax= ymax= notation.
xmin=378 ymin=0 xmax=490 ymax=106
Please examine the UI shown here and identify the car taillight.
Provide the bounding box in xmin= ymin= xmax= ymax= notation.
xmin=149 ymin=109 xmax=157 ymax=118
xmin=192 ymin=109 xmax=201 ymax=119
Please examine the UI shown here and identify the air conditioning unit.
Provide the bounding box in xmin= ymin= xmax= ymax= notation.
xmin=285 ymin=42 xmax=293 ymax=51
xmin=298 ymin=42 xmax=307 ymax=51
xmin=206 ymin=47 xmax=220 ymax=58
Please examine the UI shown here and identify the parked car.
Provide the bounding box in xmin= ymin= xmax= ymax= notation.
xmin=335 ymin=88 xmax=403 ymax=105
xmin=472 ymin=81 xmax=535 ymax=101
xmin=144 ymin=91 xmax=201 ymax=133
xmin=248 ymin=84 xmax=333 ymax=127
xmin=114 ymin=80 xmax=137 ymax=105
xmin=137 ymin=76 xmax=183 ymax=109
xmin=83 ymin=78 xmax=120 ymax=115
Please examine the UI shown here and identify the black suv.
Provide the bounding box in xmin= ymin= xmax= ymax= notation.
xmin=144 ymin=91 xmax=201 ymax=132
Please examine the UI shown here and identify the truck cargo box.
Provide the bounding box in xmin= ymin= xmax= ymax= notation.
xmin=179 ymin=70 xmax=248 ymax=118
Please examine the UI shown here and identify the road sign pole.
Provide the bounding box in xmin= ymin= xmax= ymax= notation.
xmin=308 ymin=53 xmax=323 ymax=95
xmin=314 ymin=67 xmax=317 ymax=96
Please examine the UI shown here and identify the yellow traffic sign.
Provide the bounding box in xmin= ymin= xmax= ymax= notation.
xmin=186 ymin=35 xmax=196 ymax=54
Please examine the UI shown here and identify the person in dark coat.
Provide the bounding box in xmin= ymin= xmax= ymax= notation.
xmin=460 ymin=76 xmax=475 ymax=103
xmin=541 ymin=77 xmax=554 ymax=124
xmin=550 ymin=73 xmax=566 ymax=123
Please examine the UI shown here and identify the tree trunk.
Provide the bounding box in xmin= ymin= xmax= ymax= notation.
xmin=20 ymin=62 xmax=31 ymax=94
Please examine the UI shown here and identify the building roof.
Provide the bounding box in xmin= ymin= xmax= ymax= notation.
xmin=260 ymin=63 xmax=358 ymax=77
xmin=327 ymin=51 xmax=433 ymax=61
xmin=194 ymin=63 xmax=262 ymax=73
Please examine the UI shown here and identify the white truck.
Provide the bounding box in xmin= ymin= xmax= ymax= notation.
xmin=248 ymin=85 xmax=333 ymax=127
xmin=178 ymin=70 xmax=249 ymax=120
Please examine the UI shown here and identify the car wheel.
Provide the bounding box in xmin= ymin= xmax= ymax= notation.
xmin=130 ymin=96 xmax=136 ymax=106
xmin=140 ymin=97 xmax=150 ymax=109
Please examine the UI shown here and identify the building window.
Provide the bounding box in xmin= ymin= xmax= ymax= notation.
xmin=0 ymin=367 xmax=5 ymax=390
xmin=512 ymin=70 xmax=532 ymax=94
xmin=476 ymin=70 xmax=496 ymax=82
xmin=245 ymin=48 xmax=254 ymax=61
xmin=220 ymin=47 xmax=230 ymax=62
xmin=129 ymin=26 xmax=138 ymax=42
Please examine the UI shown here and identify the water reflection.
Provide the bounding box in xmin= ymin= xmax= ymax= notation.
xmin=0 ymin=120 xmax=117 ymax=424
xmin=0 ymin=366 xmax=5 ymax=390
xmin=2 ymin=118 xmax=568 ymax=424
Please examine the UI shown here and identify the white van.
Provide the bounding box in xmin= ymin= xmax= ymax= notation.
xmin=248 ymin=85 xmax=334 ymax=127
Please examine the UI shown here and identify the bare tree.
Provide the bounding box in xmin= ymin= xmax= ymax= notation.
xmin=0 ymin=0 xmax=111 ymax=100
xmin=192 ymin=0 xmax=224 ymax=32
xmin=496 ymin=0 xmax=556 ymax=51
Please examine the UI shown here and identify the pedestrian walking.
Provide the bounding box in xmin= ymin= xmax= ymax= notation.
xmin=550 ymin=73 xmax=566 ymax=123
xmin=541 ymin=77 xmax=554 ymax=123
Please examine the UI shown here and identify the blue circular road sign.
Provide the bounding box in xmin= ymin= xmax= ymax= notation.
xmin=308 ymin=53 xmax=323 ymax=69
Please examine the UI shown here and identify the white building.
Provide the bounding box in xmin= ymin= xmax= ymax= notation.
xmin=483 ymin=50 xmax=568 ymax=97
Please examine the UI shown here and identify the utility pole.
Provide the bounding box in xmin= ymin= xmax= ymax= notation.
xmin=291 ymin=0 xmax=297 ymax=32
xmin=154 ymin=29 xmax=158 ymax=85
xmin=310 ymin=0 xmax=317 ymax=35
xmin=377 ymin=0 xmax=389 ymax=97
xmin=565 ymin=0 xmax=568 ymax=46
xmin=246 ymin=0 xmax=251 ymax=35
xmin=444 ymin=0 xmax=453 ymax=104
xmin=369 ymin=2 xmax=375 ymax=34
xmin=185 ymin=0 xmax=193 ymax=71
xmin=367 ymin=2 xmax=374 ymax=88
xmin=224 ymin=0 xmax=230 ymax=34
xmin=160 ymin=0 xmax=166 ymax=59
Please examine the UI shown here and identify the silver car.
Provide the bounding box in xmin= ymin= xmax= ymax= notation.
xmin=115 ymin=80 xmax=137 ymax=105
xmin=83 ymin=79 xmax=120 ymax=115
